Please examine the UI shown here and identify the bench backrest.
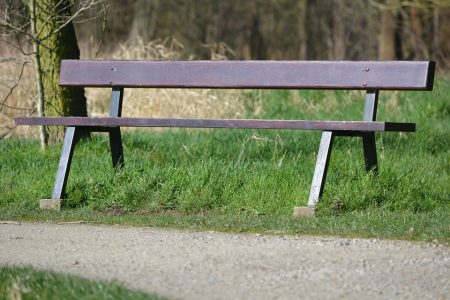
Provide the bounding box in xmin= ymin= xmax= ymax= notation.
xmin=59 ymin=60 xmax=435 ymax=91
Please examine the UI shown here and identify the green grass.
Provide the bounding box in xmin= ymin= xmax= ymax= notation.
xmin=0 ymin=266 xmax=163 ymax=300
xmin=1 ymin=79 xmax=449 ymax=242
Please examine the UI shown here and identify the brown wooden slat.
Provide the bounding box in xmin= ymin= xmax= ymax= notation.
xmin=59 ymin=60 xmax=435 ymax=91
xmin=15 ymin=117 xmax=416 ymax=132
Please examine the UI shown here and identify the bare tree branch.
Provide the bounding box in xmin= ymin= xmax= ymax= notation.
xmin=0 ymin=37 xmax=35 ymax=55
xmin=0 ymin=59 xmax=29 ymax=113
xmin=52 ymin=0 xmax=102 ymax=32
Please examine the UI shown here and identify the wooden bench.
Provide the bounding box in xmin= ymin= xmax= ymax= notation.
xmin=16 ymin=60 xmax=435 ymax=212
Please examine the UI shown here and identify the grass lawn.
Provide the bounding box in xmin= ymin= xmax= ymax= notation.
xmin=0 ymin=266 xmax=163 ymax=300
xmin=1 ymin=79 xmax=449 ymax=243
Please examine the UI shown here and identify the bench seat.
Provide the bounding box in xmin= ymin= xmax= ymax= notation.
xmin=16 ymin=117 xmax=416 ymax=132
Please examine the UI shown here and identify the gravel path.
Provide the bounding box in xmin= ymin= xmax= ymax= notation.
xmin=1 ymin=222 xmax=449 ymax=299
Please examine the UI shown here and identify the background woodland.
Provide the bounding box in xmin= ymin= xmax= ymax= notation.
xmin=77 ymin=0 xmax=450 ymax=67
xmin=1 ymin=0 xmax=449 ymax=141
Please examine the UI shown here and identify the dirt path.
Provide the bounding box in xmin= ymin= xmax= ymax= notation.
xmin=0 ymin=222 xmax=449 ymax=299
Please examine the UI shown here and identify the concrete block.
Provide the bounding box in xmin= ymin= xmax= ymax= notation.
xmin=40 ymin=199 xmax=63 ymax=210
xmin=293 ymin=206 xmax=315 ymax=218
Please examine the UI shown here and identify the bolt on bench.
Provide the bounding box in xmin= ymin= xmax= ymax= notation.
xmin=16 ymin=60 xmax=435 ymax=212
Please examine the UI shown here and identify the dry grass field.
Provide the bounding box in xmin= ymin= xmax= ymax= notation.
xmin=0 ymin=38 xmax=246 ymax=138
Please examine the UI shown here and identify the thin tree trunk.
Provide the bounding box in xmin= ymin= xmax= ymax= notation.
xmin=297 ymin=0 xmax=307 ymax=60
xmin=331 ymin=0 xmax=346 ymax=60
xmin=305 ymin=0 xmax=318 ymax=59
xmin=431 ymin=5 xmax=439 ymax=61
xmin=130 ymin=0 xmax=159 ymax=42
xmin=378 ymin=0 xmax=398 ymax=60
xmin=28 ymin=0 xmax=47 ymax=149
xmin=249 ymin=4 xmax=266 ymax=60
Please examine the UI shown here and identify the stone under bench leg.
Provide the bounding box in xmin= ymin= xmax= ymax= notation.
xmin=293 ymin=206 xmax=315 ymax=217
xmin=40 ymin=199 xmax=63 ymax=210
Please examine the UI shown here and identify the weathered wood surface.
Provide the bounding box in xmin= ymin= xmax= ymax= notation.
xmin=15 ymin=117 xmax=416 ymax=132
xmin=59 ymin=60 xmax=435 ymax=90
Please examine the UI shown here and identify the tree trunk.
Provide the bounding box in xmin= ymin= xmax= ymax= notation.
xmin=378 ymin=0 xmax=398 ymax=60
xmin=330 ymin=0 xmax=346 ymax=60
xmin=28 ymin=0 xmax=88 ymax=145
xmin=297 ymin=0 xmax=307 ymax=60
xmin=305 ymin=0 xmax=331 ymax=60
xmin=28 ymin=0 xmax=47 ymax=149
xmin=130 ymin=0 xmax=159 ymax=42
xmin=249 ymin=5 xmax=266 ymax=60
xmin=430 ymin=4 xmax=439 ymax=61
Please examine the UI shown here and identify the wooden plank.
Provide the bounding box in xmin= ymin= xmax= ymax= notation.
xmin=59 ymin=60 xmax=435 ymax=91
xmin=15 ymin=117 xmax=416 ymax=132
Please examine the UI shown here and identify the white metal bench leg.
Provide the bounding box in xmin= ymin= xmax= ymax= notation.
xmin=307 ymin=131 xmax=335 ymax=207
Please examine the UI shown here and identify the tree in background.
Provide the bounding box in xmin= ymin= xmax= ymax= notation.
xmin=130 ymin=0 xmax=159 ymax=42
xmin=374 ymin=0 xmax=450 ymax=61
xmin=378 ymin=0 xmax=399 ymax=60
xmin=28 ymin=0 xmax=92 ymax=146
xmin=69 ymin=0 xmax=447 ymax=69
xmin=1 ymin=0 xmax=102 ymax=147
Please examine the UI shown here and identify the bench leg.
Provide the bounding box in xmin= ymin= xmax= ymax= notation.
xmin=109 ymin=127 xmax=124 ymax=169
xmin=362 ymin=90 xmax=379 ymax=174
xmin=362 ymin=132 xmax=378 ymax=174
xmin=51 ymin=126 xmax=79 ymax=200
xmin=108 ymin=87 xmax=124 ymax=169
xmin=307 ymin=131 xmax=335 ymax=207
